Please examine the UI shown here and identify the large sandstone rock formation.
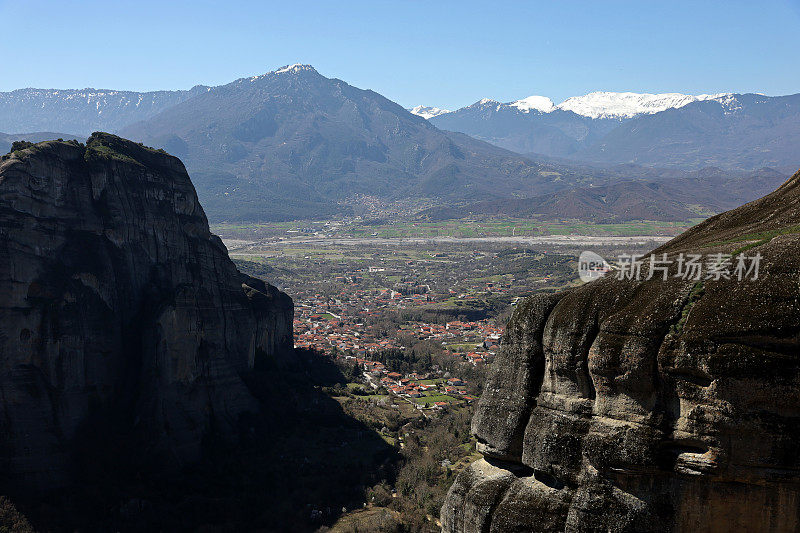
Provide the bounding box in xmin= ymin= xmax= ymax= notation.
xmin=0 ymin=133 xmax=293 ymax=492
xmin=442 ymin=170 xmax=800 ymax=532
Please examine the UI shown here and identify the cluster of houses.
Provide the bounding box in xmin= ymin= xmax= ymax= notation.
xmin=292 ymin=293 xmax=406 ymax=353
xmin=286 ymin=263 xmax=506 ymax=411
xmin=342 ymin=358 xmax=477 ymax=409
xmin=293 ymin=293 xmax=505 ymax=364
xmin=399 ymin=321 xmax=503 ymax=365
xmin=457 ymin=351 xmax=494 ymax=365
xmin=403 ymin=320 xmax=502 ymax=346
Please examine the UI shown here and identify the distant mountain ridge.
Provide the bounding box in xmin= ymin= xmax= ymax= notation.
xmin=117 ymin=65 xmax=624 ymax=221
xmin=419 ymin=168 xmax=787 ymax=223
xmin=421 ymin=91 xmax=733 ymax=121
xmin=0 ymin=85 xmax=210 ymax=135
xmin=2 ymin=67 xmax=797 ymax=222
xmin=1 ymin=65 xmax=641 ymax=222
xmin=557 ymin=91 xmax=732 ymax=119
xmin=0 ymin=131 xmax=82 ymax=154
xmin=575 ymin=93 xmax=800 ymax=169
xmin=429 ymin=91 xmax=800 ymax=170
xmin=407 ymin=105 xmax=450 ymax=119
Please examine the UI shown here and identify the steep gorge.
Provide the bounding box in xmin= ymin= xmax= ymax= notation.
xmin=442 ymin=170 xmax=800 ymax=532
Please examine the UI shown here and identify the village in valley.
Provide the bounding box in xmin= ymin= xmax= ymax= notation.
xmin=223 ymin=220 xmax=663 ymax=411
xmin=291 ymin=285 xmax=506 ymax=408
xmin=216 ymin=220 xmax=670 ymax=530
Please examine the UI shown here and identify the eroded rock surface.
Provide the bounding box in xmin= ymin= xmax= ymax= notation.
xmin=0 ymin=134 xmax=293 ymax=491
xmin=443 ymin=171 xmax=800 ymax=532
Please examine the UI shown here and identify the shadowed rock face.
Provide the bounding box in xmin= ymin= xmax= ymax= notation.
xmin=443 ymin=170 xmax=800 ymax=532
xmin=0 ymin=133 xmax=293 ymax=492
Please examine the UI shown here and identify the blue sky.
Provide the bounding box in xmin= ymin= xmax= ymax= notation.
xmin=1 ymin=0 xmax=798 ymax=109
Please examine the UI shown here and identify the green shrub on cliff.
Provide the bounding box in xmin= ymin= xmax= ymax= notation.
xmin=9 ymin=140 xmax=34 ymax=153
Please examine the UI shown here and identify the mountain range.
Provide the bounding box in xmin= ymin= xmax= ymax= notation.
xmin=116 ymin=65 xmax=631 ymax=221
xmin=0 ymin=131 xmax=81 ymax=155
xmin=419 ymin=167 xmax=787 ymax=223
xmin=0 ymin=86 xmax=209 ymax=135
xmin=419 ymin=91 xmax=732 ymax=120
xmin=427 ymin=91 xmax=800 ymax=170
xmin=0 ymin=65 xmax=797 ymax=222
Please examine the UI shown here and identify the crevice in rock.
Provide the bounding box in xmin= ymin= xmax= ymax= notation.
xmin=659 ymin=440 xmax=709 ymax=456
xmin=509 ymin=296 xmax=563 ymax=454
xmin=668 ymin=281 xmax=705 ymax=337
xmin=656 ymin=439 xmax=711 ymax=473
xmin=713 ymin=335 xmax=800 ymax=358
xmin=477 ymin=294 xmax=565 ymax=463
xmin=484 ymin=456 xmax=534 ymax=477
xmin=534 ymin=469 xmax=567 ymax=490
xmin=577 ymin=321 xmax=599 ymax=400
xmin=479 ymin=480 xmax=513 ymax=533
xmin=665 ymin=368 xmax=713 ymax=387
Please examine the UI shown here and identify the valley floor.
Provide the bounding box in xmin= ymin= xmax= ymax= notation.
xmin=221 ymin=218 xmax=667 ymax=531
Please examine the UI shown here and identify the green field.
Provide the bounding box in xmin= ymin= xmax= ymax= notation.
xmin=413 ymin=394 xmax=460 ymax=405
xmin=417 ymin=379 xmax=446 ymax=386
xmin=445 ymin=343 xmax=481 ymax=351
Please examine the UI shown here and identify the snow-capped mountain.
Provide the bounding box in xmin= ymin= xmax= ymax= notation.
xmin=430 ymin=90 xmax=800 ymax=169
xmin=2 ymin=66 xmax=798 ymax=178
xmin=0 ymin=64 xmax=318 ymax=136
xmin=246 ymin=64 xmax=318 ymax=81
xmin=119 ymin=63 xmax=600 ymax=222
xmin=0 ymin=86 xmax=209 ymax=135
xmin=429 ymin=91 xmax=736 ymax=121
xmin=509 ymin=95 xmax=555 ymax=113
xmin=460 ymin=96 xmax=557 ymax=114
xmin=274 ymin=63 xmax=316 ymax=74
xmin=408 ymin=105 xmax=450 ymax=119
xmin=555 ymin=91 xmax=733 ymax=119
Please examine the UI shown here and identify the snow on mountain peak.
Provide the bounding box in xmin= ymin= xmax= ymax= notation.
xmin=271 ymin=64 xmax=316 ymax=75
xmin=696 ymin=92 xmax=738 ymax=108
xmin=555 ymin=91 xmax=734 ymax=119
xmin=411 ymin=91 xmax=740 ymax=121
xmin=245 ymin=65 xmax=317 ymax=83
xmin=408 ymin=105 xmax=450 ymax=119
xmin=509 ymin=95 xmax=554 ymax=113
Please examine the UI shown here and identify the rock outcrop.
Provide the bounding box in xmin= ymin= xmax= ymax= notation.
xmin=0 ymin=133 xmax=293 ymax=492
xmin=442 ymin=170 xmax=800 ymax=532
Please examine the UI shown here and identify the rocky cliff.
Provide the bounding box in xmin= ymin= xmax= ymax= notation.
xmin=0 ymin=133 xmax=293 ymax=492
xmin=442 ymin=170 xmax=800 ymax=532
